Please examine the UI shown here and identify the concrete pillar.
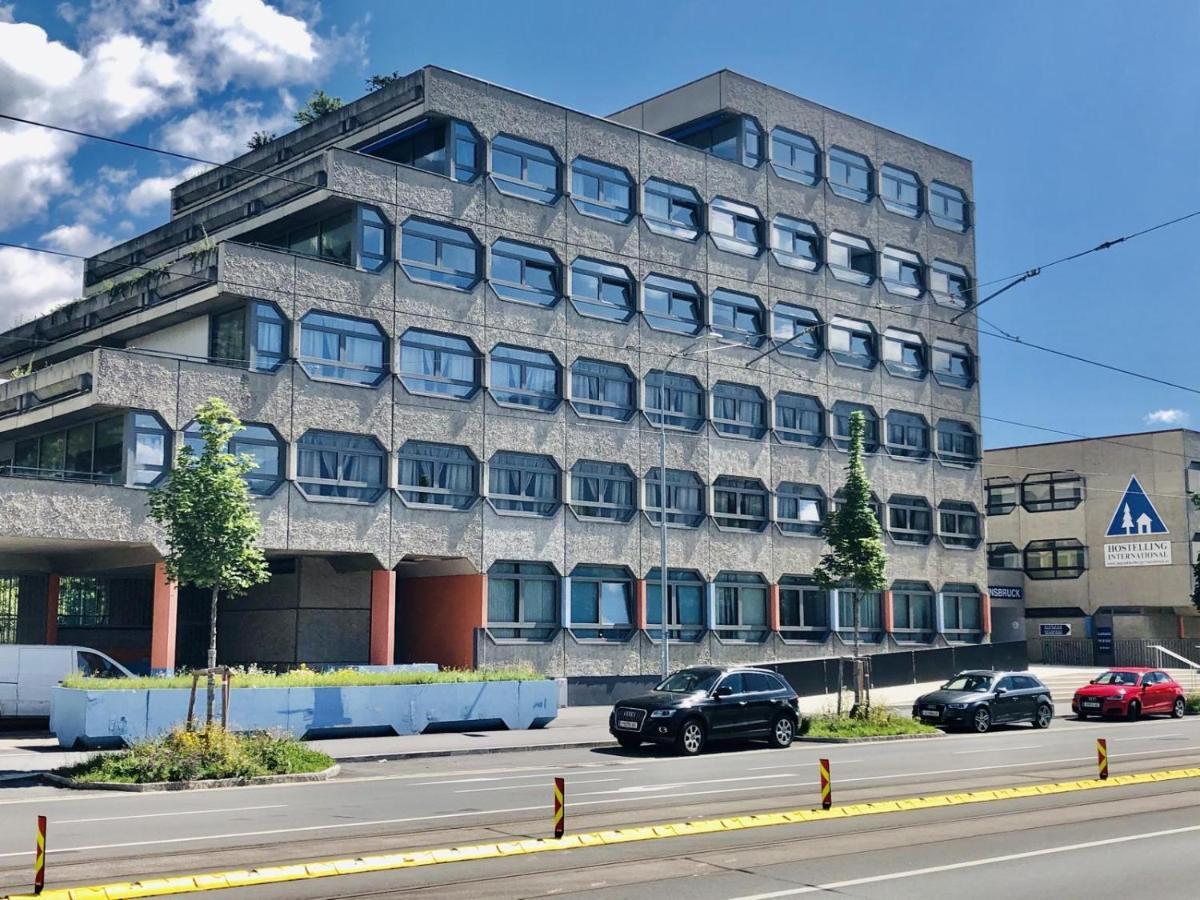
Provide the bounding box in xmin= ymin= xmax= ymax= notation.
xmin=829 ymin=589 xmax=840 ymax=633
xmin=1177 ymin=613 xmax=1185 ymax=640
xmin=150 ymin=563 xmax=177 ymax=676
xmin=768 ymin=583 xmax=780 ymax=632
xmin=882 ymin=589 xmax=894 ymax=635
xmin=369 ymin=569 xmax=396 ymax=666
xmin=634 ymin=579 xmax=648 ymax=630
xmin=934 ymin=591 xmax=947 ymax=636
xmin=45 ymin=574 xmax=60 ymax=645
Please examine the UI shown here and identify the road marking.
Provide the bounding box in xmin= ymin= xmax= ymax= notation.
xmin=726 ymin=823 xmax=1200 ymax=899
xmin=56 ymin=804 xmax=286 ymax=824
xmin=12 ymin=767 xmax=1200 ymax=900
xmin=953 ymin=745 xmax=1042 ymax=755
xmin=577 ymin=773 xmax=799 ymax=796
xmin=749 ymin=760 xmax=860 ymax=771
xmin=1117 ymin=733 xmax=1182 ymax=742
xmin=413 ymin=769 xmax=640 ymax=786
xmin=456 ymin=778 xmax=620 ymax=793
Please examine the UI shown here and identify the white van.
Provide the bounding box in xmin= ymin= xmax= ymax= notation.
xmin=0 ymin=645 xmax=132 ymax=717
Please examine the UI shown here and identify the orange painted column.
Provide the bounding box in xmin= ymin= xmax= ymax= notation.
xmin=634 ymin=579 xmax=648 ymax=631
xmin=881 ymin=589 xmax=894 ymax=634
xmin=981 ymin=591 xmax=993 ymax=637
xmin=45 ymin=575 xmax=60 ymax=645
xmin=1178 ymin=614 xmax=1185 ymax=640
xmin=768 ymin=583 xmax=781 ymax=632
xmin=369 ymin=569 xmax=397 ymax=665
xmin=150 ymin=562 xmax=178 ymax=675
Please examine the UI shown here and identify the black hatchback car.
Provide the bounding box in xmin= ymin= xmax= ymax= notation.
xmin=913 ymin=670 xmax=1054 ymax=733
xmin=609 ymin=666 xmax=800 ymax=755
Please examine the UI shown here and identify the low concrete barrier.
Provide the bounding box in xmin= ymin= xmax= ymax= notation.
xmin=50 ymin=680 xmax=559 ymax=749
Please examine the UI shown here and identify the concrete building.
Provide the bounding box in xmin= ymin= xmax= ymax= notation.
xmin=0 ymin=67 xmax=986 ymax=676
xmin=985 ymin=430 xmax=1200 ymax=665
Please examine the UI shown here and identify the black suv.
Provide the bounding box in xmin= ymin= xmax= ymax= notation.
xmin=609 ymin=666 xmax=800 ymax=755
xmin=913 ymin=670 xmax=1054 ymax=733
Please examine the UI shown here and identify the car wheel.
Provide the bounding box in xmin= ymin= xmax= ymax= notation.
xmin=1126 ymin=701 xmax=1141 ymax=722
xmin=768 ymin=715 xmax=795 ymax=749
xmin=675 ymin=718 xmax=706 ymax=756
xmin=1076 ymin=711 xmax=1088 ymax=720
xmin=616 ymin=735 xmax=642 ymax=750
xmin=1173 ymin=697 xmax=1186 ymax=719
xmin=972 ymin=706 xmax=991 ymax=734
xmin=1033 ymin=703 xmax=1053 ymax=729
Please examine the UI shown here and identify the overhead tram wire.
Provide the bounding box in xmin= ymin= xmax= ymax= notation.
xmin=6 ymin=109 xmax=1200 ymax=352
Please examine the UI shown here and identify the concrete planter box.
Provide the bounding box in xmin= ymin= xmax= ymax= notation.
xmin=50 ymin=680 xmax=558 ymax=749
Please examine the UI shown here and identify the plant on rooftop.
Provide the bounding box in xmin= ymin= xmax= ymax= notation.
xmin=247 ymin=130 xmax=277 ymax=150
xmin=294 ymin=90 xmax=344 ymax=125
xmin=365 ymin=71 xmax=403 ymax=91
xmin=62 ymin=664 xmax=544 ymax=690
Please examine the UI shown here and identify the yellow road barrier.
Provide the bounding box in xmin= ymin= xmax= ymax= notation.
xmin=9 ymin=766 xmax=1200 ymax=899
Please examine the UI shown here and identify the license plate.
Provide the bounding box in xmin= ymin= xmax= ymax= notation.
xmin=617 ymin=719 xmax=639 ymax=730
xmin=1083 ymin=701 xmax=1101 ymax=708
xmin=922 ymin=708 xmax=940 ymax=718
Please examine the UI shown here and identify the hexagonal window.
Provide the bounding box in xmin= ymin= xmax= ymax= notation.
xmin=887 ymin=495 xmax=932 ymax=544
xmin=488 ymin=451 xmax=560 ymax=516
xmin=569 ymin=564 xmax=635 ymax=640
xmin=489 ymin=239 xmax=562 ymax=307
xmin=489 ymin=344 xmax=562 ymax=412
xmin=828 ymin=316 xmax=876 ymax=369
xmin=569 ymin=157 xmax=634 ymax=223
xmin=774 ymin=392 xmax=825 ymax=447
xmin=713 ymin=571 xmax=769 ymax=641
xmin=882 ymin=327 xmax=927 ymax=379
xmin=776 ymin=483 xmax=825 ymax=536
xmin=644 ymin=371 xmax=705 ymax=431
xmin=885 ymin=410 xmax=931 ymax=460
xmin=710 ymin=289 xmax=766 ymax=346
xmin=644 ymin=468 xmax=705 ymax=528
xmin=881 ymin=246 xmax=924 ymax=298
xmin=298 ymin=311 xmax=388 ymax=386
xmin=711 ymin=382 xmax=767 ymax=440
xmin=880 ymin=165 xmax=922 ymax=218
xmin=643 ymin=274 xmax=704 ymax=335
xmin=396 ymin=440 xmax=478 ymax=510
xmin=399 ymin=217 xmax=481 ymax=291
xmin=489 ymin=134 xmax=561 ymax=204
xmin=828 ymin=232 xmax=875 ymax=285
xmin=771 ymin=215 xmax=821 ymax=271
xmin=772 ymin=304 xmax=823 ymax=360
xmin=936 ymin=420 xmax=979 ymax=468
xmin=770 ymin=127 xmax=820 ymax=185
xmin=710 ymin=197 xmax=764 ymax=257
xmin=569 ymin=358 xmax=636 ymax=421
xmin=832 ymin=402 xmax=879 ymax=452
xmin=184 ymin=420 xmax=284 ymax=496
xmin=939 ymin=500 xmax=981 ymax=549
xmin=296 ymin=430 xmax=386 ymax=503
xmin=397 ymin=329 xmax=481 ymax=400
xmin=713 ymin=476 xmax=769 ymax=532
xmin=569 ymin=257 xmax=635 ymax=322
xmin=569 ymin=460 xmax=636 ymax=522
xmin=642 ymin=178 xmax=703 ymax=241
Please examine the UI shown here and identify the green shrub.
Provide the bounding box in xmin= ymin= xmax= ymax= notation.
xmin=62 ymin=663 xmax=543 ymax=691
xmin=1186 ymin=693 xmax=1200 ymax=715
xmin=803 ymin=705 xmax=939 ymax=739
xmin=56 ymin=725 xmax=334 ymax=784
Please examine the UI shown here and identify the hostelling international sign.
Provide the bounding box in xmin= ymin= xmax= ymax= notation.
xmin=1103 ymin=476 xmax=1171 ymax=567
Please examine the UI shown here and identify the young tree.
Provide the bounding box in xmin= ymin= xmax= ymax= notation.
xmin=294 ymin=90 xmax=344 ymax=125
xmin=247 ymin=130 xmax=277 ymax=150
xmin=813 ymin=411 xmax=887 ymax=711
xmin=365 ymin=71 xmax=402 ymax=91
xmin=147 ymin=398 xmax=269 ymax=724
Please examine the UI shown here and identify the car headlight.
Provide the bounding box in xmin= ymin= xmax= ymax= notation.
xmin=650 ymin=709 xmax=675 ymax=718
xmin=1114 ymin=690 xmax=1126 ymax=699
xmin=947 ymin=703 xmax=968 ymax=710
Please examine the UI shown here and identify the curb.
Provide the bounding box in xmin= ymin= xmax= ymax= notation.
xmin=794 ymin=731 xmax=944 ymax=744
xmin=334 ymin=740 xmax=614 ymax=763
xmin=41 ymin=764 xmax=340 ymax=792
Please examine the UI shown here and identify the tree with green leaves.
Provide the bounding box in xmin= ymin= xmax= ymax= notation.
xmin=247 ymin=130 xmax=277 ymax=150
xmin=147 ymin=398 xmax=269 ymax=724
xmin=294 ymin=90 xmax=343 ymax=125
xmin=813 ymin=410 xmax=888 ymax=711
xmin=365 ymin=71 xmax=402 ymax=92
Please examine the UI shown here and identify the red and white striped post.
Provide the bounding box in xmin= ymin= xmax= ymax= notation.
xmin=553 ymin=776 xmax=565 ymax=838
xmin=819 ymin=758 xmax=832 ymax=810
xmin=1097 ymin=738 xmax=1109 ymax=780
xmin=33 ymin=815 xmax=46 ymax=895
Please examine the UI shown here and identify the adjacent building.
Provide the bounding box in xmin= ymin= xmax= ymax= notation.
xmin=985 ymin=429 xmax=1200 ymax=664
xmin=0 ymin=67 xmax=986 ymax=676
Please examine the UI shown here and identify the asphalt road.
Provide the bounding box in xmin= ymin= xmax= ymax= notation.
xmin=2 ymin=713 xmax=1200 ymax=896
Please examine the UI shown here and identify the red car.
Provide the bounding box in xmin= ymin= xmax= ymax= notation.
xmin=1072 ymin=667 xmax=1186 ymax=721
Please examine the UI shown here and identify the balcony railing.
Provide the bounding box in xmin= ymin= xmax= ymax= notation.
xmin=0 ymin=353 xmax=95 ymax=420
xmin=0 ymin=464 xmax=119 ymax=486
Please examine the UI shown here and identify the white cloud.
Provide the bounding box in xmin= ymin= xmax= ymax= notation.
xmin=0 ymin=246 xmax=81 ymax=329
xmin=158 ymin=96 xmax=295 ymax=162
xmin=192 ymin=0 xmax=319 ymax=87
xmin=1145 ymin=409 xmax=1189 ymax=426
xmin=41 ymin=222 xmax=114 ymax=257
xmin=125 ymin=162 xmax=210 ymax=216
xmin=0 ymin=3 xmax=14 ymax=23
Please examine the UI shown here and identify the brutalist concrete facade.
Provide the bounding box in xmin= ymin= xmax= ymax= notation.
xmin=0 ymin=68 xmax=986 ymax=676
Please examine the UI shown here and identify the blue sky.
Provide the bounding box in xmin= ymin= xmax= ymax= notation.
xmin=1 ymin=0 xmax=1197 ymax=449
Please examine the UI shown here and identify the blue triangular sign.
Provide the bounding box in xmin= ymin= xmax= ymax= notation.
xmin=1104 ymin=476 xmax=1168 ymax=537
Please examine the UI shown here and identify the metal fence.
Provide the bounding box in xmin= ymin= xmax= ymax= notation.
xmin=1038 ymin=637 xmax=1200 ymax=670
xmin=1037 ymin=639 xmax=1095 ymax=667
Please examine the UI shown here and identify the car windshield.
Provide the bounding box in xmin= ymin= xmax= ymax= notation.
xmin=942 ymin=674 xmax=993 ymax=692
xmin=1094 ymin=671 xmax=1139 ymax=686
xmin=655 ymin=670 xmax=720 ymax=693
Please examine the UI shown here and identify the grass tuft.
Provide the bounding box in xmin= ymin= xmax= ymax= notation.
xmin=1186 ymin=692 xmax=1200 ymax=715
xmin=55 ymin=725 xmax=334 ymax=784
xmin=801 ymin=704 xmax=939 ymax=739
xmin=62 ymin=663 xmax=543 ymax=691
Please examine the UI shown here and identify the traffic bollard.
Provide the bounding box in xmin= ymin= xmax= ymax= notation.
xmin=1097 ymin=738 xmax=1109 ymax=780
xmin=553 ymin=776 xmax=565 ymax=838
xmin=34 ymin=815 xmax=46 ymax=895
xmin=819 ymin=758 xmax=832 ymax=810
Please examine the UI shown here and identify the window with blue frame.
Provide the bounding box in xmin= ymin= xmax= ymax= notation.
xmin=184 ymin=421 xmax=284 ymax=495
xmin=645 ymin=568 xmax=706 ymax=640
xmin=569 ymin=358 xmax=635 ymax=421
xmin=769 ymin=127 xmax=820 ymax=185
xmin=713 ymin=571 xmax=769 ymax=641
xmin=837 ymin=589 xmax=883 ymax=643
xmin=711 ymin=382 xmax=767 ymax=439
xmin=642 ymin=274 xmax=704 ymax=335
xmin=832 ymin=402 xmax=880 ymax=452
xmin=779 ymin=575 xmax=828 ymax=640
xmin=939 ymin=501 xmax=981 ymax=548
xmin=488 ymin=451 xmax=560 ymax=516
xmin=888 ymin=496 xmax=933 ymax=545
xmin=828 ymin=316 xmax=876 ymax=369
xmin=777 ymin=483 xmax=825 ymax=536
xmin=774 ymin=392 xmax=825 ymax=447
xmin=770 ymin=215 xmax=821 ymax=271
xmin=271 ymin=205 xmax=389 ymax=271
xmin=131 ymin=412 xmax=171 ymax=487
xmin=396 ymin=440 xmax=478 ymax=510
xmin=930 ymin=260 xmax=972 ymax=309
xmin=930 ymin=181 xmax=969 ymax=231
xmin=208 ymin=301 xmax=287 ymax=372
xmin=490 ymin=134 xmax=560 ymax=203
xmin=885 ymin=410 xmax=931 ymax=460
xmin=397 ymin=329 xmax=480 ymax=399
xmin=644 ymin=469 xmax=705 ymax=528
xmin=399 ymin=218 xmax=481 ymax=290
xmin=489 ymin=239 xmax=561 ymax=307
xmin=569 ymin=157 xmax=634 ymax=223
xmin=487 ymin=561 xmax=559 ymax=639
xmin=880 ymin=165 xmax=921 ymax=217
xmin=569 ymin=565 xmax=634 ymax=640
xmin=881 ymin=246 xmax=924 ymax=298
xmin=568 ymin=258 xmax=634 ymax=321
xmin=772 ymin=304 xmax=823 ymax=359
xmin=710 ymin=289 xmax=765 ymax=345
xmin=296 ymin=431 xmax=386 ymax=502
xmin=642 ymin=178 xmax=703 ymax=240
xmin=827 ymin=147 xmax=872 ymax=202
xmin=298 ymin=312 xmax=387 ymax=385
xmin=662 ymin=113 xmax=762 ymax=168
xmin=569 ymin=460 xmax=637 ymax=522
xmin=713 ymin=476 xmax=769 ymax=532
xmin=932 ymin=339 xmax=975 ymax=388
xmin=892 ymin=581 xmax=935 ymax=642
xmin=489 ymin=344 xmax=561 ymax=411
xmin=882 ymin=327 xmax=927 ymax=380
xmin=644 ymin=371 xmax=705 ymax=431
xmin=828 ymin=231 xmax=875 ymax=284
xmin=709 ymin=197 xmax=763 ymax=256
xmin=936 ymin=420 xmax=979 ymax=468
xmin=359 ymin=117 xmax=480 ymax=183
